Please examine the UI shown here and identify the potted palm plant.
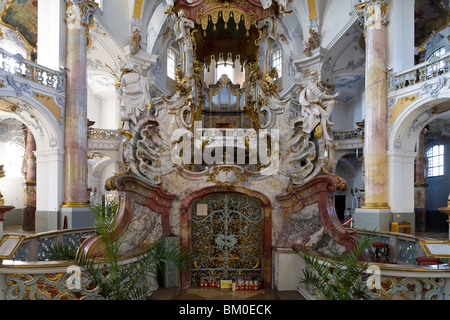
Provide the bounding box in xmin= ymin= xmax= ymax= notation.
xmin=298 ymin=232 xmax=378 ymax=300
xmin=49 ymin=198 xmax=193 ymax=300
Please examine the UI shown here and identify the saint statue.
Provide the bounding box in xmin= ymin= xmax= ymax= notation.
xmin=118 ymin=65 xmax=151 ymax=130
xmin=298 ymin=70 xmax=340 ymax=141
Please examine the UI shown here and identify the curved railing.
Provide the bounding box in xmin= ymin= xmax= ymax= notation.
xmin=0 ymin=47 xmax=66 ymax=92
xmin=0 ymin=228 xmax=157 ymax=300
xmin=12 ymin=228 xmax=95 ymax=262
xmin=388 ymin=52 xmax=449 ymax=92
xmin=295 ymin=229 xmax=450 ymax=300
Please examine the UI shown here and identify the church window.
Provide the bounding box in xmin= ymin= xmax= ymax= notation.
xmin=271 ymin=48 xmax=282 ymax=78
xmin=426 ymin=144 xmax=445 ymax=177
xmin=216 ymin=62 xmax=234 ymax=83
xmin=167 ymin=49 xmax=176 ymax=80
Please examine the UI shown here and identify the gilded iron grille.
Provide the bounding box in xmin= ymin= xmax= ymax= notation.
xmin=190 ymin=193 xmax=263 ymax=285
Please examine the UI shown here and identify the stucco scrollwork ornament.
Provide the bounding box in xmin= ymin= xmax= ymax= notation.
xmin=65 ymin=0 xmax=98 ymax=30
xmin=297 ymin=70 xmax=340 ymax=141
xmin=355 ymin=0 xmax=389 ymax=35
xmin=260 ymin=0 xmax=273 ymax=9
xmin=134 ymin=121 xmax=173 ymax=185
xmin=122 ymin=117 xmax=174 ymax=186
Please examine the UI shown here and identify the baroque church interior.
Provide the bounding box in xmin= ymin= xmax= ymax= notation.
xmin=0 ymin=0 xmax=449 ymax=303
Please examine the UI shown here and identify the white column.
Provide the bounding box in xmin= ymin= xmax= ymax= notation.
xmin=387 ymin=150 xmax=417 ymax=233
xmin=386 ymin=0 xmax=415 ymax=72
xmin=34 ymin=149 xmax=65 ymax=232
xmin=387 ymin=150 xmax=417 ymax=213
xmin=37 ymin=0 xmax=67 ymax=70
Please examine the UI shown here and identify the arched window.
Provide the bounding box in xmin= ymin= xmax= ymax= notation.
xmin=167 ymin=49 xmax=176 ymax=80
xmin=426 ymin=144 xmax=445 ymax=177
xmin=271 ymin=48 xmax=282 ymax=78
xmin=216 ymin=62 xmax=234 ymax=83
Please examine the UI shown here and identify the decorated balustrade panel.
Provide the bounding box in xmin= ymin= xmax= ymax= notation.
xmin=5 ymin=270 xmax=103 ymax=300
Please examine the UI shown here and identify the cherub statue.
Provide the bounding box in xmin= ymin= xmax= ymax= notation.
xmin=175 ymin=64 xmax=191 ymax=95
xmin=303 ymin=29 xmax=320 ymax=56
xmin=131 ymin=28 xmax=142 ymax=55
xmin=298 ymin=70 xmax=340 ymax=141
xmin=262 ymin=67 xmax=280 ymax=96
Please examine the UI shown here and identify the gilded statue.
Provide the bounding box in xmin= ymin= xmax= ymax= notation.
xmin=298 ymin=70 xmax=340 ymax=141
xmin=175 ymin=64 xmax=191 ymax=96
xmin=262 ymin=67 xmax=280 ymax=97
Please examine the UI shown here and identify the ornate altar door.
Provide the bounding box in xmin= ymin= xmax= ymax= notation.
xmin=190 ymin=193 xmax=263 ymax=285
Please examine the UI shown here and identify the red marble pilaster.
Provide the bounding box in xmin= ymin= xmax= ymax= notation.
xmin=23 ymin=128 xmax=36 ymax=231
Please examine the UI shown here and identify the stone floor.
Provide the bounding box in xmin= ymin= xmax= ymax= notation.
xmin=152 ymin=286 xmax=306 ymax=300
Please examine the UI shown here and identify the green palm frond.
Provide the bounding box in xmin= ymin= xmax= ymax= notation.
xmin=47 ymin=197 xmax=193 ymax=300
xmin=300 ymin=231 xmax=379 ymax=300
xmin=47 ymin=242 xmax=78 ymax=261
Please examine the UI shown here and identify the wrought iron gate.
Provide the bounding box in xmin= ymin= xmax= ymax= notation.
xmin=190 ymin=193 xmax=263 ymax=285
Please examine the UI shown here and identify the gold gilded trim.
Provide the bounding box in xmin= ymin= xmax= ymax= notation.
xmin=0 ymin=234 xmax=26 ymax=259
xmin=0 ymin=98 xmax=18 ymax=113
xmin=307 ymin=0 xmax=317 ymax=20
xmin=419 ymin=239 xmax=450 ymax=259
xmin=390 ymin=94 xmax=418 ymax=126
xmin=133 ymin=0 xmax=143 ymax=19
xmin=61 ymin=201 xmax=90 ymax=208
xmin=362 ymin=202 xmax=390 ymax=209
xmin=33 ymin=93 xmax=62 ymax=123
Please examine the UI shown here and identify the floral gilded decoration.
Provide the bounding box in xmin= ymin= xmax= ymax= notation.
xmin=364 ymin=276 xmax=445 ymax=300
xmin=6 ymin=272 xmax=103 ymax=300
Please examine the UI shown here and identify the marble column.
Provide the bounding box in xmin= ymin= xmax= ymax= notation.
xmin=358 ymin=0 xmax=390 ymax=209
xmin=22 ymin=128 xmax=36 ymax=231
xmin=414 ymin=128 xmax=428 ymax=233
xmin=61 ymin=0 xmax=97 ymax=227
xmin=353 ymin=1 xmax=391 ymax=231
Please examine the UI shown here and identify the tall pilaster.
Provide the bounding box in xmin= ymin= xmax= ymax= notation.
xmin=61 ymin=0 xmax=97 ymax=227
xmin=354 ymin=0 xmax=391 ymax=231
xmin=23 ymin=128 xmax=36 ymax=231
xmin=357 ymin=0 xmax=390 ymax=209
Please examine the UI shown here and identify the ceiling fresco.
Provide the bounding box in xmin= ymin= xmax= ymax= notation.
xmin=415 ymin=0 xmax=449 ymax=47
xmin=1 ymin=0 xmax=37 ymax=48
